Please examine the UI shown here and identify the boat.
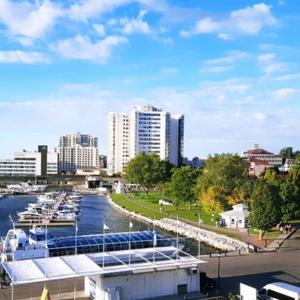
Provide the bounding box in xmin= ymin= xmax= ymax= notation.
xmin=0 ymin=226 xmax=172 ymax=262
xmin=6 ymin=182 xmax=47 ymax=194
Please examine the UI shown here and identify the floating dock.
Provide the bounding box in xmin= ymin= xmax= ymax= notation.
xmin=15 ymin=222 xmax=74 ymax=227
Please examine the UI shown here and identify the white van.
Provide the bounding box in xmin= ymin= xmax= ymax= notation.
xmin=258 ymin=282 xmax=300 ymax=300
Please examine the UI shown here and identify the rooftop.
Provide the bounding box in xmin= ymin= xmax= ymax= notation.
xmin=1 ymin=246 xmax=206 ymax=285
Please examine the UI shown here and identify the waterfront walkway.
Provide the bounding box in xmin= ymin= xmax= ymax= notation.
xmin=119 ymin=194 xmax=294 ymax=250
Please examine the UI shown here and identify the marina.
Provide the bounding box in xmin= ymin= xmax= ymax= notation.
xmin=0 ymin=194 xmax=217 ymax=255
xmin=16 ymin=192 xmax=81 ymax=226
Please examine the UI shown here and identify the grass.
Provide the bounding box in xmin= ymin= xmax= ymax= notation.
xmin=112 ymin=191 xmax=299 ymax=241
xmin=112 ymin=191 xmax=242 ymax=240
xmin=249 ymin=228 xmax=282 ymax=238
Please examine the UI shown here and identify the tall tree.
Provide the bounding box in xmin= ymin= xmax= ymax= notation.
xmin=249 ymin=180 xmax=282 ymax=239
xmin=280 ymin=147 xmax=294 ymax=160
xmin=280 ymin=161 xmax=300 ymax=222
xmin=169 ymin=166 xmax=201 ymax=209
xmin=124 ymin=153 xmax=173 ymax=194
xmin=200 ymin=186 xmax=228 ymax=215
xmin=196 ymin=153 xmax=249 ymax=197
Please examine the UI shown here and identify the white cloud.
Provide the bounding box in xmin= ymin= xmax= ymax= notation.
xmin=201 ymin=65 xmax=233 ymax=74
xmin=273 ymin=72 xmax=300 ymax=81
xmin=0 ymin=0 xmax=62 ymax=41
xmin=51 ymin=35 xmax=127 ymax=62
xmin=180 ymin=3 xmax=277 ymax=39
xmin=0 ymin=50 xmax=48 ymax=63
xmin=93 ymin=23 xmax=106 ymax=36
xmin=257 ymin=53 xmax=276 ymax=62
xmin=68 ymin=0 xmax=159 ymax=21
xmin=203 ymin=51 xmax=249 ymax=65
xmin=257 ymin=53 xmax=288 ymax=75
xmin=272 ymin=88 xmax=297 ymax=100
xmin=120 ymin=10 xmax=152 ymax=35
xmin=253 ymin=112 xmax=267 ymax=122
xmin=201 ymin=51 xmax=249 ymax=73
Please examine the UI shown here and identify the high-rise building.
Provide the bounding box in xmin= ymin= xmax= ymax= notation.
xmin=56 ymin=132 xmax=99 ymax=174
xmin=108 ymin=105 xmax=184 ymax=175
xmin=0 ymin=146 xmax=58 ymax=177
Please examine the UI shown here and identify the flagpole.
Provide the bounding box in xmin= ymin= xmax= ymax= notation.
xmin=176 ymin=213 xmax=179 ymax=260
xmin=10 ymin=215 xmax=14 ymax=300
xmin=102 ymin=218 xmax=105 ymax=269
xmin=198 ymin=213 xmax=201 ymax=258
xmin=74 ymin=218 xmax=78 ymax=300
xmin=129 ymin=219 xmax=132 ymax=266
xmin=153 ymin=216 xmax=155 ymax=263
xmin=44 ymin=220 xmax=48 ymax=288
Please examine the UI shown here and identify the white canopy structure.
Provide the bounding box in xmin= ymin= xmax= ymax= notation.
xmin=1 ymin=247 xmax=205 ymax=286
xmin=1 ymin=254 xmax=101 ymax=285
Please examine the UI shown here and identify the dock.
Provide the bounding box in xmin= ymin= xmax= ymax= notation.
xmin=15 ymin=222 xmax=75 ymax=227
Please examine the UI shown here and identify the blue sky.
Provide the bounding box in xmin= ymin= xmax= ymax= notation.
xmin=0 ymin=0 xmax=299 ymax=158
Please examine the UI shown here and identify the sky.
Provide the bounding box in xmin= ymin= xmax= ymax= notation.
xmin=0 ymin=0 xmax=299 ymax=159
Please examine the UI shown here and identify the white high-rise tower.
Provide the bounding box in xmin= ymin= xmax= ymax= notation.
xmin=108 ymin=105 xmax=184 ymax=175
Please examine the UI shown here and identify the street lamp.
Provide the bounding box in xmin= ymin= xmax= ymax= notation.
xmin=217 ymin=251 xmax=221 ymax=291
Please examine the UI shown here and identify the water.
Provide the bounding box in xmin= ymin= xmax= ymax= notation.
xmin=0 ymin=194 xmax=216 ymax=255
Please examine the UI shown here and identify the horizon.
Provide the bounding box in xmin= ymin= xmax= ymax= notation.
xmin=0 ymin=0 xmax=300 ymax=158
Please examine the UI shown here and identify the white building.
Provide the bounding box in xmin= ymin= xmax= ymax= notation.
xmin=56 ymin=132 xmax=99 ymax=174
xmin=241 ymin=145 xmax=282 ymax=167
xmin=108 ymin=105 xmax=184 ymax=175
xmin=220 ymin=204 xmax=249 ymax=229
xmin=0 ymin=150 xmax=58 ymax=176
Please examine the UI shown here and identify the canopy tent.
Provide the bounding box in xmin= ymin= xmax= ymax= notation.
xmin=1 ymin=246 xmax=206 ymax=285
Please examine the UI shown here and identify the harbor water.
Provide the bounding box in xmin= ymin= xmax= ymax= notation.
xmin=0 ymin=194 xmax=217 ymax=255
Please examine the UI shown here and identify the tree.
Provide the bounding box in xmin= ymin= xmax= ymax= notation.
xmin=196 ymin=153 xmax=249 ymax=197
xmin=249 ymin=180 xmax=282 ymax=239
xmin=169 ymin=166 xmax=201 ymax=209
xmin=280 ymin=163 xmax=300 ymax=222
xmin=124 ymin=153 xmax=173 ymax=195
xmin=280 ymin=147 xmax=294 ymax=160
xmin=200 ymin=186 xmax=227 ymax=215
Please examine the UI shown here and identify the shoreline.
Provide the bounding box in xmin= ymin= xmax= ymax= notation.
xmin=108 ymin=194 xmax=253 ymax=252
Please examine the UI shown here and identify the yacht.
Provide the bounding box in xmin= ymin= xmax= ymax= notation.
xmin=0 ymin=227 xmax=171 ymax=262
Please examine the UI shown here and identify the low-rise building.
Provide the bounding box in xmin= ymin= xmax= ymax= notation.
xmin=220 ymin=204 xmax=249 ymax=229
xmin=249 ymin=157 xmax=270 ymax=177
xmin=0 ymin=147 xmax=58 ymax=176
xmin=279 ymin=158 xmax=294 ymax=172
xmin=183 ymin=157 xmax=205 ymax=168
xmin=241 ymin=145 xmax=282 ymax=167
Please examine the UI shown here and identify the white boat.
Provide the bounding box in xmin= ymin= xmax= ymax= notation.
xmin=0 ymin=227 xmax=171 ymax=262
xmin=6 ymin=182 xmax=47 ymax=194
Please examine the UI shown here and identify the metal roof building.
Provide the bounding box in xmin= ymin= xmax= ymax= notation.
xmin=1 ymin=246 xmax=206 ymax=299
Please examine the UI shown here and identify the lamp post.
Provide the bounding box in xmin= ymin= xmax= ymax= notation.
xmin=217 ymin=251 xmax=221 ymax=291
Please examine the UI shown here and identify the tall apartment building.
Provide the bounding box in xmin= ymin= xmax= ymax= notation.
xmin=0 ymin=146 xmax=58 ymax=176
xmin=108 ymin=105 xmax=184 ymax=175
xmin=56 ymin=132 xmax=99 ymax=174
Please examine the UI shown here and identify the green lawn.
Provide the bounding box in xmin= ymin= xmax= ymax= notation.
xmin=249 ymin=228 xmax=282 ymax=238
xmin=112 ymin=191 xmax=300 ymax=242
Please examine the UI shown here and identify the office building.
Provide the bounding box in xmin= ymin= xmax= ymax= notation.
xmin=56 ymin=132 xmax=99 ymax=174
xmin=108 ymin=105 xmax=184 ymax=175
xmin=241 ymin=145 xmax=283 ymax=167
xmin=0 ymin=147 xmax=58 ymax=176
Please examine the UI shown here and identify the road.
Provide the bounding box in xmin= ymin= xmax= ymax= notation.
xmin=200 ymin=228 xmax=300 ymax=295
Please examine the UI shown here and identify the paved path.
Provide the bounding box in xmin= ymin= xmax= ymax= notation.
xmin=200 ymin=228 xmax=300 ymax=296
xmin=123 ymin=195 xmax=286 ymax=249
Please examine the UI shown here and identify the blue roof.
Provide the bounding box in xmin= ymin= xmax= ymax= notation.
xmin=47 ymin=231 xmax=171 ymax=256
